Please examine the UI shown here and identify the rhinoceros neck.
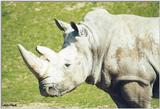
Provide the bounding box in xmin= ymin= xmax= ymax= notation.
xmin=81 ymin=18 xmax=113 ymax=84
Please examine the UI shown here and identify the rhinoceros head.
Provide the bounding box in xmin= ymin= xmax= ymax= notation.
xmin=18 ymin=19 xmax=92 ymax=97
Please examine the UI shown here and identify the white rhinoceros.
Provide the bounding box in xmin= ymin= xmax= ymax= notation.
xmin=18 ymin=8 xmax=159 ymax=108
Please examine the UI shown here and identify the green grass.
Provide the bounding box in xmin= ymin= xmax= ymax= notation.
xmin=2 ymin=1 xmax=159 ymax=108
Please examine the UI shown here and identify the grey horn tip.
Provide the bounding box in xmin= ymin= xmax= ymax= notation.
xmin=18 ymin=44 xmax=22 ymax=47
xmin=18 ymin=44 xmax=23 ymax=50
xmin=17 ymin=44 xmax=26 ymax=51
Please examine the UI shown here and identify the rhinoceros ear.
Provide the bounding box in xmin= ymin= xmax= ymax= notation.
xmin=70 ymin=21 xmax=79 ymax=33
xmin=36 ymin=46 xmax=57 ymax=62
xmin=71 ymin=22 xmax=88 ymax=36
xmin=18 ymin=44 xmax=48 ymax=79
xmin=54 ymin=19 xmax=71 ymax=31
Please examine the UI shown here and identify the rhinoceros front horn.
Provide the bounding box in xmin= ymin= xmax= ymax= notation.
xmin=18 ymin=44 xmax=48 ymax=79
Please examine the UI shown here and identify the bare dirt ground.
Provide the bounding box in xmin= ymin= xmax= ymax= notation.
xmin=2 ymin=103 xmax=110 ymax=109
xmin=2 ymin=103 xmax=108 ymax=109
xmin=2 ymin=106 xmax=105 ymax=109
xmin=2 ymin=102 xmax=111 ymax=109
xmin=2 ymin=106 xmax=56 ymax=109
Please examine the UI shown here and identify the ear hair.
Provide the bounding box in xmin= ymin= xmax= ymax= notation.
xmin=54 ymin=19 xmax=65 ymax=31
xmin=80 ymin=27 xmax=88 ymax=36
xmin=70 ymin=21 xmax=79 ymax=33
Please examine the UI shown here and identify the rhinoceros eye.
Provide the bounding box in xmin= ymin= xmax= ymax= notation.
xmin=65 ymin=63 xmax=71 ymax=68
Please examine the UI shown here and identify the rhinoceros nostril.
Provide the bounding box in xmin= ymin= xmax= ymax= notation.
xmin=46 ymin=86 xmax=53 ymax=92
xmin=48 ymin=86 xmax=53 ymax=91
xmin=46 ymin=86 xmax=60 ymax=96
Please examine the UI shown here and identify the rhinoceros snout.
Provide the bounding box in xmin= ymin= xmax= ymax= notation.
xmin=39 ymin=83 xmax=61 ymax=97
xmin=45 ymin=86 xmax=61 ymax=97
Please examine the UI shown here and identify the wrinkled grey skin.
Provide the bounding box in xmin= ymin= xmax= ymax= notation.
xmin=18 ymin=8 xmax=159 ymax=108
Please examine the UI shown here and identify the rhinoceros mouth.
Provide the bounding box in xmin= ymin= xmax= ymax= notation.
xmin=48 ymin=86 xmax=76 ymax=97
xmin=39 ymin=82 xmax=77 ymax=97
xmin=60 ymin=86 xmax=76 ymax=95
